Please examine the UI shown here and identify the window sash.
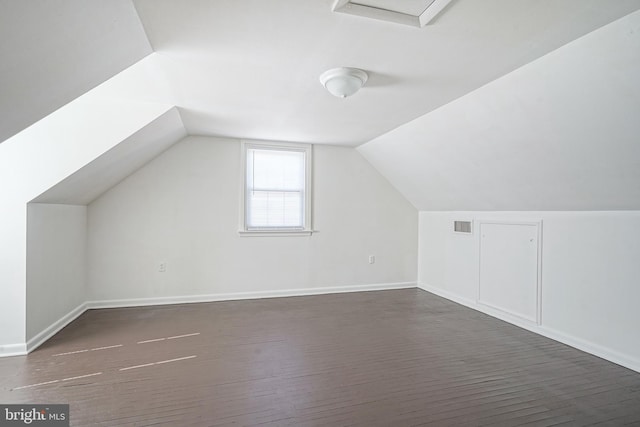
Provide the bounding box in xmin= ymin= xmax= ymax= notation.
xmin=247 ymin=190 xmax=304 ymax=229
xmin=243 ymin=143 xmax=310 ymax=231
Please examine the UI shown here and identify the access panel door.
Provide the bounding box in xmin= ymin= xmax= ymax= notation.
xmin=479 ymin=222 xmax=540 ymax=323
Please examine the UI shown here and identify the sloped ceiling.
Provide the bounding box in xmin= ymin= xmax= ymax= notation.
xmin=130 ymin=0 xmax=640 ymax=145
xmin=358 ymin=10 xmax=640 ymax=211
xmin=0 ymin=0 xmax=152 ymax=144
xmin=2 ymin=0 xmax=639 ymax=148
xmin=1 ymin=0 xmax=640 ymax=211
xmin=31 ymin=107 xmax=186 ymax=205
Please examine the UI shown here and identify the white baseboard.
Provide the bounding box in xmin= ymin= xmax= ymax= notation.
xmin=0 ymin=282 xmax=415 ymax=358
xmin=87 ymin=282 xmax=417 ymax=310
xmin=418 ymin=282 xmax=640 ymax=374
xmin=7 ymin=281 xmax=639 ymax=374
xmin=26 ymin=302 xmax=88 ymax=354
xmin=535 ymin=325 xmax=640 ymax=374
xmin=0 ymin=343 xmax=28 ymax=357
xmin=417 ymin=283 xmax=477 ymax=310
xmin=2 ymin=282 xmax=415 ymax=358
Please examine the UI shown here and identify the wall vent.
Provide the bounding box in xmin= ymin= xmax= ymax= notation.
xmin=332 ymin=0 xmax=453 ymax=28
xmin=454 ymin=220 xmax=472 ymax=234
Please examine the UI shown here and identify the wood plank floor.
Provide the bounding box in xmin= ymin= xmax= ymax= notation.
xmin=1 ymin=289 xmax=639 ymax=426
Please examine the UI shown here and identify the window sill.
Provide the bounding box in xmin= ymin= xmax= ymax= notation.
xmin=238 ymin=230 xmax=315 ymax=237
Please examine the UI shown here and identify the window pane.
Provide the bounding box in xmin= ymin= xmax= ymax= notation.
xmin=248 ymin=191 xmax=303 ymax=228
xmin=246 ymin=147 xmax=306 ymax=230
xmin=250 ymin=149 xmax=304 ymax=190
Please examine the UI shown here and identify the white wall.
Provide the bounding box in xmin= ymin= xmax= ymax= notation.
xmin=0 ymin=97 xmax=174 ymax=355
xmin=87 ymin=136 xmax=417 ymax=302
xmin=354 ymin=9 xmax=640 ymax=373
xmin=419 ymin=211 xmax=640 ymax=372
xmin=26 ymin=204 xmax=87 ymax=342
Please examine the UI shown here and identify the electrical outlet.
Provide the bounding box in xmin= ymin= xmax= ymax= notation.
xmin=159 ymin=262 xmax=166 ymax=273
xmin=368 ymin=255 xmax=375 ymax=264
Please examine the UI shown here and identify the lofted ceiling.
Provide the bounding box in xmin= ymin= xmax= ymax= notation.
xmin=128 ymin=0 xmax=640 ymax=145
xmin=2 ymin=0 xmax=640 ymax=146
xmin=0 ymin=0 xmax=152 ymax=144
xmin=31 ymin=108 xmax=186 ymax=205
xmin=1 ymin=0 xmax=639 ymax=211
xmin=359 ymin=9 xmax=640 ymax=210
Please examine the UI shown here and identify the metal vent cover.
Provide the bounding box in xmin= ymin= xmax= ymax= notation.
xmin=454 ymin=220 xmax=472 ymax=234
xmin=332 ymin=0 xmax=453 ymax=28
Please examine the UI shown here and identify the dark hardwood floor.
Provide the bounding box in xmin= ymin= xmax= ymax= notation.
xmin=1 ymin=289 xmax=639 ymax=426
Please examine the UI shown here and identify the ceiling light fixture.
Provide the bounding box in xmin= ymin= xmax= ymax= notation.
xmin=319 ymin=67 xmax=368 ymax=98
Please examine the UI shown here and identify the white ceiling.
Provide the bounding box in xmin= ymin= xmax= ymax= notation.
xmin=2 ymin=0 xmax=640 ymax=147
xmin=1 ymin=0 xmax=639 ymax=211
xmin=129 ymin=0 xmax=640 ymax=145
xmin=31 ymin=108 xmax=186 ymax=205
xmin=359 ymin=9 xmax=640 ymax=210
xmin=0 ymin=0 xmax=151 ymax=144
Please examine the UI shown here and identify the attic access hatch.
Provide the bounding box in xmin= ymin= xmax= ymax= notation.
xmin=333 ymin=0 xmax=453 ymax=28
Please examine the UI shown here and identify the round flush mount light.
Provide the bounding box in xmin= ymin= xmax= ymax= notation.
xmin=319 ymin=67 xmax=368 ymax=98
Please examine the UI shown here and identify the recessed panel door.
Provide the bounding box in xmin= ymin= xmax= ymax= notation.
xmin=479 ymin=222 xmax=540 ymax=323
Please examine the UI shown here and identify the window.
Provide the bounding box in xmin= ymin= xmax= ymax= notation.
xmin=241 ymin=140 xmax=312 ymax=235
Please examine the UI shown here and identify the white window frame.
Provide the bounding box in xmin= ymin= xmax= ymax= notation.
xmin=239 ymin=139 xmax=313 ymax=236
